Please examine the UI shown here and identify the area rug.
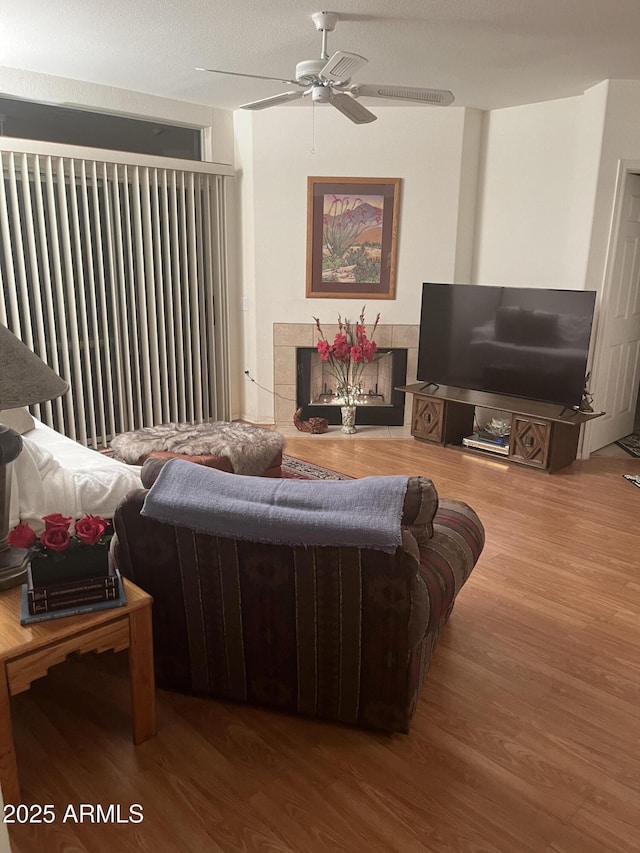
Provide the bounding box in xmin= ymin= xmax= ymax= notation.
xmin=281 ymin=454 xmax=352 ymax=480
xmin=615 ymin=432 xmax=640 ymax=458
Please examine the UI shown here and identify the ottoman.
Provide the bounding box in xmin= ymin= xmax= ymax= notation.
xmin=110 ymin=421 xmax=285 ymax=477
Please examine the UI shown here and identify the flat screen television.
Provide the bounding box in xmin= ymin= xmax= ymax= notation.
xmin=417 ymin=283 xmax=596 ymax=408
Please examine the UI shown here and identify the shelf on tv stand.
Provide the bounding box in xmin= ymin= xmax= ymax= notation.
xmin=397 ymin=384 xmax=604 ymax=473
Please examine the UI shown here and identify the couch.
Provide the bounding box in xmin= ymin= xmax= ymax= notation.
xmin=112 ymin=459 xmax=484 ymax=733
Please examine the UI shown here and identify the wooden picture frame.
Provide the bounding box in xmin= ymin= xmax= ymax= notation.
xmin=306 ymin=176 xmax=400 ymax=299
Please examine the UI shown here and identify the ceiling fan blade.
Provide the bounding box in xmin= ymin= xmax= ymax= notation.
xmin=351 ymin=84 xmax=455 ymax=106
xmin=240 ymin=91 xmax=305 ymax=111
xmin=196 ymin=67 xmax=300 ymax=87
xmin=320 ymin=51 xmax=368 ymax=83
xmin=330 ymin=93 xmax=377 ymax=124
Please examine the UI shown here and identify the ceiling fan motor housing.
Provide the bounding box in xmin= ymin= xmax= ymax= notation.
xmin=295 ymin=59 xmax=326 ymax=86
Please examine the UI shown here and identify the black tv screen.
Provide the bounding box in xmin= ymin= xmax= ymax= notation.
xmin=417 ymin=283 xmax=596 ymax=408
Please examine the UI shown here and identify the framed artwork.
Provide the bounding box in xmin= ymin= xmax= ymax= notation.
xmin=306 ymin=176 xmax=401 ymax=299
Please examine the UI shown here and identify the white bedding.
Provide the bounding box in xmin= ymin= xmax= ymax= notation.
xmin=9 ymin=419 xmax=143 ymax=533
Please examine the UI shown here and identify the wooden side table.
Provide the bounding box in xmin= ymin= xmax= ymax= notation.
xmin=0 ymin=578 xmax=156 ymax=804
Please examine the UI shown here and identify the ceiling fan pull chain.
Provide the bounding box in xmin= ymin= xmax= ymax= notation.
xmin=311 ymin=100 xmax=316 ymax=154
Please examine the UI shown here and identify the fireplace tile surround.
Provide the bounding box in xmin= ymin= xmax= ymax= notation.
xmin=273 ymin=323 xmax=419 ymax=428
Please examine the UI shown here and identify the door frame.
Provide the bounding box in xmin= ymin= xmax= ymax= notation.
xmin=580 ymin=159 xmax=640 ymax=458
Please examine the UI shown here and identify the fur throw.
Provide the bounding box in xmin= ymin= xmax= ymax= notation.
xmin=110 ymin=422 xmax=285 ymax=476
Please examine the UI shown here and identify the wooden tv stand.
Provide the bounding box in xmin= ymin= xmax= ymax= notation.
xmin=398 ymin=384 xmax=603 ymax=473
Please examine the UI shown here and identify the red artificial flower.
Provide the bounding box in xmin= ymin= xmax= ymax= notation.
xmin=75 ymin=514 xmax=110 ymax=545
xmin=364 ymin=340 xmax=378 ymax=362
xmin=314 ymin=306 xmax=381 ymax=405
xmin=10 ymin=510 xmax=113 ymax=558
xmin=42 ymin=513 xmax=73 ymax=531
xmin=332 ymin=334 xmax=350 ymax=362
xmin=350 ymin=345 xmax=364 ymax=363
xmin=40 ymin=527 xmax=71 ymax=552
xmin=317 ymin=339 xmax=331 ymax=361
xmin=7 ymin=523 xmax=37 ymax=548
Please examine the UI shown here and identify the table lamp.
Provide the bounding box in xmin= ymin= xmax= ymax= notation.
xmin=0 ymin=324 xmax=68 ymax=589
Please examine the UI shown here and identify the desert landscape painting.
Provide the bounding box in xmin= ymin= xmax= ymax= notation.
xmin=321 ymin=193 xmax=384 ymax=283
xmin=307 ymin=177 xmax=399 ymax=299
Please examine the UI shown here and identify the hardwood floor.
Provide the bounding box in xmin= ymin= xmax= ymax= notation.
xmin=8 ymin=439 xmax=640 ymax=852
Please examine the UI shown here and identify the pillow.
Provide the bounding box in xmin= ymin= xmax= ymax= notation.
xmin=521 ymin=310 xmax=559 ymax=346
xmin=557 ymin=314 xmax=592 ymax=347
xmin=141 ymin=457 xmax=171 ymax=488
xmin=494 ymin=307 xmax=559 ymax=347
xmin=0 ymin=407 xmax=35 ymax=435
xmin=494 ymin=307 xmax=522 ymax=343
xmin=401 ymin=476 xmax=439 ymax=547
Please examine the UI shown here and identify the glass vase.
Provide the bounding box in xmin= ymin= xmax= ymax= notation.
xmin=340 ymin=405 xmax=357 ymax=434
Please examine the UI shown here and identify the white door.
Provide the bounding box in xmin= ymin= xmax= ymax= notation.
xmin=588 ymin=172 xmax=640 ymax=452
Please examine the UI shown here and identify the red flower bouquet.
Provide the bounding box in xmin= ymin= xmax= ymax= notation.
xmin=8 ymin=514 xmax=113 ymax=584
xmin=313 ymin=306 xmax=380 ymax=406
xmin=9 ymin=513 xmax=111 ymax=554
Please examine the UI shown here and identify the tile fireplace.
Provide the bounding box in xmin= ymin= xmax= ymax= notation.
xmin=273 ymin=323 xmax=419 ymax=426
xmin=296 ymin=347 xmax=408 ymax=425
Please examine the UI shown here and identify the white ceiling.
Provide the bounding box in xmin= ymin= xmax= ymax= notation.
xmin=2 ymin=0 xmax=640 ymax=113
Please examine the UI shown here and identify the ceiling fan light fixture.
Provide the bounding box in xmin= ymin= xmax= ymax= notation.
xmin=311 ymin=86 xmax=332 ymax=104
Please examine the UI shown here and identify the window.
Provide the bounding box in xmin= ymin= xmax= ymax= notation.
xmin=0 ymin=96 xmax=201 ymax=160
xmin=0 ymin=146 xmax=232 ymax=446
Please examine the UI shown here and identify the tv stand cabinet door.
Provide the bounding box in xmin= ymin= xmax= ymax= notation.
xmin=411 ymin=397 xmax=444 ymax=442
xmin=411 ymin=396 xmax=473 ymax=445
xmin=509 ymin=416 xmax=580 ymax=471
xmin=509 ymin=416 xmax=552 ymax=468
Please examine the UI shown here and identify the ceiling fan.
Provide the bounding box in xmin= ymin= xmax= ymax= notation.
xmin=197 ymin=11 xmax=455 ymax=125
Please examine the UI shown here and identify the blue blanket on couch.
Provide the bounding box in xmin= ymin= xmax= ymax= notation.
xmin=141 ymin=459 xmax=409 ymax=553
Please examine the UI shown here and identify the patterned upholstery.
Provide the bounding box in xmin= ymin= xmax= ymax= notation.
xmin=112 ymin=476 xmax=484 ymax=733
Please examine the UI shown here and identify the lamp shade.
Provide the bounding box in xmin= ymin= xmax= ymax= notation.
xmin=0 ymin=324 xmax=68 ymax=409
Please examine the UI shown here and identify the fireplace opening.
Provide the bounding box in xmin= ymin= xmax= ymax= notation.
xmin=296 ymin=347 xmax=408 ymax=426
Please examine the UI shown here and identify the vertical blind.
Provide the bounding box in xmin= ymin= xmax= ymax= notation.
xmin=0 ymin=143 xmax=232 ymax=447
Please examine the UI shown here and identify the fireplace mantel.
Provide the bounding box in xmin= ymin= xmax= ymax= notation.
xmin=273 ymin=323 xmax=419 ymax=426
